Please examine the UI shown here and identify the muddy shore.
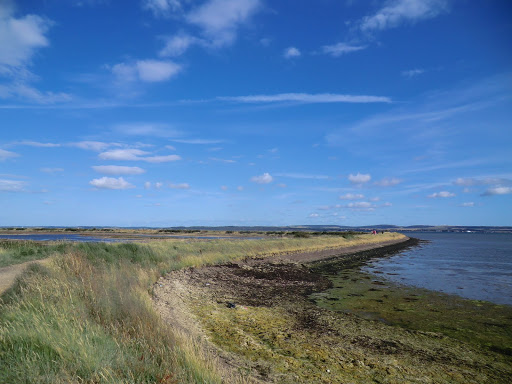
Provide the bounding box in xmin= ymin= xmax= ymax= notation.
xmin=151 ymin=237 xmax=510 ymax=382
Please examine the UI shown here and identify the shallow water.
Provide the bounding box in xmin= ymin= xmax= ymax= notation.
xmin=0 ymin=234 xmax=126 ymax=242
xmin=362 ymin=232 xmax=512 ymax=306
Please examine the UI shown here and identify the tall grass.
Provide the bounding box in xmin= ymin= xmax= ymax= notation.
xmin=0 ymin=233 xmax=404 ymax=383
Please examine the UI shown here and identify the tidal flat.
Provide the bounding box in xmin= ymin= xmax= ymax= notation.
xmin=158 ymin=239 xmax=512 ymax=383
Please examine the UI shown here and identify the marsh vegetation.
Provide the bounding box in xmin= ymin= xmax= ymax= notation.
xmin=0 ymin=232 xmax=403 ymax=383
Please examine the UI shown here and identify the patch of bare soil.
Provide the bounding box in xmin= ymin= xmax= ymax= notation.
xmin=0 ymin=259 xmax=49 ymax=295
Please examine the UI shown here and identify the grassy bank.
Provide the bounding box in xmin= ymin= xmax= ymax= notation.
xmin=0 ymin=233 xmax=403 ymax=383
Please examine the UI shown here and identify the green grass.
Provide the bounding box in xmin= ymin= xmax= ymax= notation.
xmin=0 ymin=240 xmax=69 ymax=267
xmin=0 ymin=234 xmax=401 ymax=383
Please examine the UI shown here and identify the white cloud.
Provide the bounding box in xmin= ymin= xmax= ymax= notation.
xmin=144 ymin=181 xmax=151 ymax=189
xmin=402 ymin=68 xmax=425 ymax=78
xmin=0 ymin=83 xmax=71 ymax=103
xmin=70 ymin=141 xmax=113 ymax=152
xmin=99 ymin=149 xmax=149 ymax=161
xmin=155 ymin=182 xmax=163 ymax=189
xmin=283 ymin=47 xmax=300 ymax=59
xmin=170 ymin=182 xmax=190 ymax=189
xmin=144 ymin=154 xmax=181 ymax=163
xmin=143 ymin=0 xmax=182 ymax=17
xmin=17 ymin=140 xmax=60 ymax=147
xmin=359 ymin=0 xmax=449 ymax=32
xmin=251 ymin=172 xmax=273 ymax=184
xmin=137 ymin=60 xmax=182 ymax=82
xmin=348 ymin=173 xmax=371 ymax=184
xmin=92 ymin=165 xmax=146 ymax=175
xmin=0 ymin=6 xmax=51 ymax=68
xmin=277 ymin=183 xmax=287 ymax=188
xmin=220 ymin=93 xmax=391 ymax=104
xmin=111 ymin=59 xmax=182 ymax=83
xmin=482 ymin=187 xmax=512 ymax=196
xmin=321 ymin=43 xmax=366 ymax=57
xmin=454 ymin=177 xmax=512 ymax=187
xmin=374 ymin=177 xmax=402 ymax=187
xmin=186 ymin=0 xmax=261 ymax=46
xmin=339 ymin=193 xmax=365 ymax=200
xmin=460 ymin=202 xmax=475 ymax=207
xmin=0 ymin=178 xmax=26 ymax=192
xmin=347 ymin=201 xmax=375 ymax=211
xmin=309 ymin=213 xmax=320 ymax=218
xmin=165 ymin=145 xmax=176 ymax=150
xmin=89 ymin=177 xmax=135 ymax=190
xmin=160 ymin=34 xmax=200 ymax=57
xmin=237 ymin=186 xmax=244 ymax=191
xmin=0 ymin=148 xmax=19 ymax=160
xmin=428 ymin=191 xmax=455 ymax=198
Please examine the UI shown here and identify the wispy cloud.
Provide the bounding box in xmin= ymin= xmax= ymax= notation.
xmin=374 ymin=177 xmax=402 ymax=187
xmin=219 ymin=93 xmax=391 ymax=104
xmin=459 ymin=202 xmax=475 ymax=207
xmin=159 ymin=34 xmax=201 ymax=57
xmin=144 ymin=155 xmax=181 ymax=163
xmin=482 ymin=187 xmax=512 ymax=196
xmin=358 ymin=0 xmax=449 ymax=33
xmin=402 ymin=68 xmax=425 ymax=78
xmin=41 ymin=167 xmax=63 ymax=173
xmin=0 ymin=4 xmax=72 ymax=104
xmin=113 ymin=122 xmax=181 ymax=137
xmin=321 ymin=42 xmax=366 ymax=57
xmin=209 ymin=157 xmax=236 ymax=163
xmin=428 ymin=191 xmax=455 ymax=198
xmin=0 ymin=178 xmax=27 ymax=192
xmin=142 ymin=0 xmax=182 ymax=17
xmin=89 ymin=177 xmax=135 ymax=190
xmin=0 ymin=148 xmax=19 ymax=160
xmin=16 ymin=140 xmax=61 ymax=147
xmin=274 ymin=172 xmax=329 ymax=180
xmin=283 ymin=47 xmax=301 ymax=59
xmin=70 ymin=141 xmax=115 ymax=152
xmin=0 ymin=3 xmax=51 ymax=69
xmin=186 ymin=0 xmax=261 ymax=47
xmin=348 ymin=173 xmax=371 ymax=184
xmin=453 ymin=177 xmax=512 ymax=187
xmin=92 ymin=165 xmax=146 ymax=175
xmin=169 ymin=182 xmax=190 ymax=189
xmin=110 ymin=59 xmax=182 ymax=83
xmin=250 ymin=172 xmax=273 ymax=184
xmin=99 ymin=149 xmax=149 ymax=161
xmin=339 ymin=193 xmax=365 ymax=200
xmin=171 ymin=138 xmax=224 ymax=144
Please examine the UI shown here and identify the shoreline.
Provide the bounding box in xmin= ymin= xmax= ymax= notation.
xmin=152 ymin=236 xmax=512 ymax=383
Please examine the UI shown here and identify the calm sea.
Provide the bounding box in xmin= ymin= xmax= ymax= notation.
xmin=363 ymin=232 xmax=512 ymax=306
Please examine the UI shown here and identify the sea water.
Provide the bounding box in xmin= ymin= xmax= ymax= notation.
xmin=363 ymin=232 xmax=512 ymax=306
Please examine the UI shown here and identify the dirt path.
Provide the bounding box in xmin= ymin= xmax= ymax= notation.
xmin=268 ymin=236 xmax=410 ymax=263
xmin=0 ymin=259 xmax=49 ymax=295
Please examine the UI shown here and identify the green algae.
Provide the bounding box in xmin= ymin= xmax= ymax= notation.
xmin=309 ymin=267 xmax=512 ymax=357
xmin=183 ymin=258 xmax=512 ymax=383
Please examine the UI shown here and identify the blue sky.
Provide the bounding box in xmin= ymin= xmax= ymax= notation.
xmin=1 ymin=0 xmax=511 ymax=227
